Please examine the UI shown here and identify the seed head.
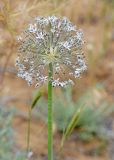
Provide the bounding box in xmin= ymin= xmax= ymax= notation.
xmin=16 ymin=16 xmax=87 ymax=87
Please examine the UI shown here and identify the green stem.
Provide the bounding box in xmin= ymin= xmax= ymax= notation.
xmin=48 ymin=63 xmax=53 ymax=160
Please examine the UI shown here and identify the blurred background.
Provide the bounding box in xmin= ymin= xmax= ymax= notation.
xmin=0 ymin=0 xmax=114 ymax=160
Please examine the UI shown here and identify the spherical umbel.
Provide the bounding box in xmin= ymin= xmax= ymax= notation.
xmin=16 ymin=16 xmax=87 ymax=87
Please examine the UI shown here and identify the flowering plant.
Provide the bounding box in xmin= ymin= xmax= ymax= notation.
xmin=16 ymin=16 xmax=87 ymax=160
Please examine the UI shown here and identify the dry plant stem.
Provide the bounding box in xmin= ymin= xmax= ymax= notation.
xmin=1 ymin=53 xmax=12 ymax=77
xmin=27 ymin=105 xmax=32 ymax=154
xmin=0 ymin=41 xmax=14 ymax=84
xmin=48 ymin=63 xmax=53 ymax=160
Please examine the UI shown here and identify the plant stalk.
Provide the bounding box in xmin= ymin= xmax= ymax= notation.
xmin=48 ymin=63 xmax=53 ymax=160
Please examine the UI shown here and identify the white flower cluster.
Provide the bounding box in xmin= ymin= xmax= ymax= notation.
xmin=16 ymin=16 xmax=87 ymax=87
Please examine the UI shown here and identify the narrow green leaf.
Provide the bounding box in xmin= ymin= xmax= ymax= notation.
xmin=31 ymin=87 xmax=44 ymax=109
xmin=27 ymin=86 xmax=45 ymax=153
xmin=60 ymin=105 xmax=84 ymax=149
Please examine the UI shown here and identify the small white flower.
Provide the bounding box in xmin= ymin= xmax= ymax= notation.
xmin=74 ymin=70 xmax=81 ymax=78
xmin=28 ymin=24 xmax=37 ymax=33
xmin=17 ymin=36 xmax=22 ymax=41
xmin=39 ymin=76 xmax=48 ymax=83
xmin=16 ymin=16 xmax=87 ymax=87
xmin=52 ymin=78 xmax=60 ymax=87
xmin=76 ymin=30 xmax=83 ymax=40
xmin=36 ymin=32 xmax=44 ymax=39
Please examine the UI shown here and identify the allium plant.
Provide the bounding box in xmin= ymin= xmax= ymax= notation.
xmin=16 ymin=16 xmax=87 ymax=160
